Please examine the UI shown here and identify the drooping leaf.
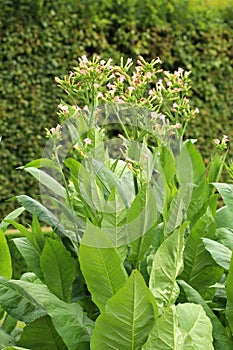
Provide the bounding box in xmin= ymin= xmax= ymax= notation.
xmin=79 ymin=224 xmax=127 ymax=312
xmin=202 ymin=237 xmax=232 ymax=270
xmin=23 ymin=158 xmax=62 ymax=173
xmin=149 ymin=224 xmax=186 ymax=309
xmin=0 ymin=207 xmax=25 ymax=232
xmin=0 ymin=277 xmax=46 ymax=323
xmin=15 ymin=196 xmax=67 ymax=238
xmin=40 ymin=238 xmax=76 ymax=302
xmin=0 ymin=229 xmax=12 ymax=279
xmin=91 ymin=270 xmax=157 ymax=350
xmin=23 ymin=167 xmax=66 ymax=199
xmin=216 ymin=206 xmax=233 ymax=229
xmin=0 ymin=280 xmax=93 ymax=350
xmin=179 ymin=279 xmax=233 ymax=350
xmin=13 ymin=238 xmax=43 ymax=280
xmin=180 ymin=208 xmax=223 ymax=300
xmin=16 ymin=315 xmax=66 ymax=350
xmin=214 ymin=183 xmax=233 ymax=212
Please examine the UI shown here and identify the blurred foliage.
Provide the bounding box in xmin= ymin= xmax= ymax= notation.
xmin=0 ymin=0 xmax=233 ymax=220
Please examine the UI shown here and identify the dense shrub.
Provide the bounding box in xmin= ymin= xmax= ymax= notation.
xmin=0 ymin=0 xmax=233 ymax=220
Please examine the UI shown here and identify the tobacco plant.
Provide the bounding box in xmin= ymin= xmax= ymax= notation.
xmin=0 ymin=56 xmax=232 ymax=349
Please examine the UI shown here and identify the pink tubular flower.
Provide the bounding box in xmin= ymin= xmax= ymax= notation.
xmin=119 ymin=75 xmax=126 ymax=83
xmin=97 ymin=92 xmax=104 ymax=99
xmin=174 ymin=123 xmax=182 ymax=129
xmin=94 ymin=83 xmax=100 ymax=88
xmin=194 ymin=108 xmax=200 ymax=114
xmin=84 ymin=137 xmax=91 ymax=145
xmin=145 ymin=72 xmax=152 ymax=79
xmin=173 ymin=102 xmax=179 ymax=109
xmin=58 ymin=104 xmax=68 ymax=114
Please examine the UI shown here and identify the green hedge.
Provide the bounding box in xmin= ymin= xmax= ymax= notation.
xmin=1 ymin=0 xmax=233 ymax=220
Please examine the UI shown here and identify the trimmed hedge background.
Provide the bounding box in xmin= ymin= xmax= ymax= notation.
xmin=1 ymin=0 xmax=233 ymax=220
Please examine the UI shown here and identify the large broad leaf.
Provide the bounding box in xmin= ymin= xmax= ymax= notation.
xmin=0 ymin=229 xmax=12 ymax=279
xmin=226 ymin=253 xmax=233 ymax=336
xmin=180 ymin=208 xmax=223 ymax=300
xmin=214 ymin=183 xmax=233 ymax=212
xmin=0 ymin=277 xmax=47 ymax=323
xmin=202 ymin=238 xmax=232 ymax=270
xmin=13 ymin=238 xmax=43 ymax=280
xmin=100 ymin=188 xmax=128 ymax=247
xmin=177 ymin=303 xmax=214 ymax=349
xmin=143 ymin=303 xmax=214 ymax=349
xmin=79 ymin=224 xmax=127 ymax=312
xmin=142 ymin=305 xmax=183 ymax=349
xmin=23 ymin=167 xmax=66 ymax=199
xmin=90 ymin=270 xmax=157 ymax=350
xmin=142 ymin=303 xmax=214 ymax=350
xmin=128 ymin=185 xmax=158 ymax=265
xmin=40 ymin=238 xmax=76 ymax=302
xmin=179 ymin=280 xmax=233 ymax=350
xmin=16 ymin=315 xmax=66 ymax=350
xmin=149 ymin=224 xmax=186 ymax=309
xmin=0 ymin=280 xmax=93 ymax=350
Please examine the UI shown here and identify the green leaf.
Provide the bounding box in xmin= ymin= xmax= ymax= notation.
xmin=0 ymin=328 xmax=14 ymax=349
xmin=226 ymin=253 xmax=233 ymax=336
xmin=91 ymin=270 xmax=157 ymax=350
xmin=149 ymin=224 xmax=186 ymax=309
xmin=176 ymin=142 xmax=193 ymax=187
xmin=143 ymin=303 xmax=214 ymax=349
xmin=179 ymin=280 xmax=233 ymax=350
xmin=40 ymin=238 xmax=76 ymax=302
xmin=214 ymin=183 xmax=233 ymax=212
xmin=202 ymin=237 xmax=232 ymax=270
xmin=164 ymin=186 xmax=192 ymax=235
xmin=13 ymin=238 xmax=43 ymax=280
xmin=128 ymin=185 xmax=157 ymax=265
xmin=0 ymin=277 xmax=47 ymax=323
xmin=216 ymin=206 xmax=233 ymax=229
xmin=101 ymin=188 xmax=128 ymax=247
xmin=0 ymin=207 xmax=25 ymax=232
xmin=177 ymin=303 xmax=214 ymax=349
xmin=15 ymin=196 xmax=68 ymax=239
xmin=142 ymin=305 xmax=183 ymax=349
xmin=79 ymin=224 xmax=127 ymax=312
xmin=23 ymin=158 xmax=62 ymax=173
xmin=0 ymin=229 xmax=12 ymax=279
xmin=208 ymin=154 xmax=225 ymax=192
xmin=180 ymin=208 xmax=223 ymax=299
xmin=23 ymin=167 xmax=66 ymax=199
xmin=1 ymin=280 xmax=93 ymax=349
xmin=159 ymin=145 xmax=176 ymax=186
xmin=16 ymin=315 xmax=67 ymax=350
xmin=216 ymin=227 xmax=233 ymax=250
